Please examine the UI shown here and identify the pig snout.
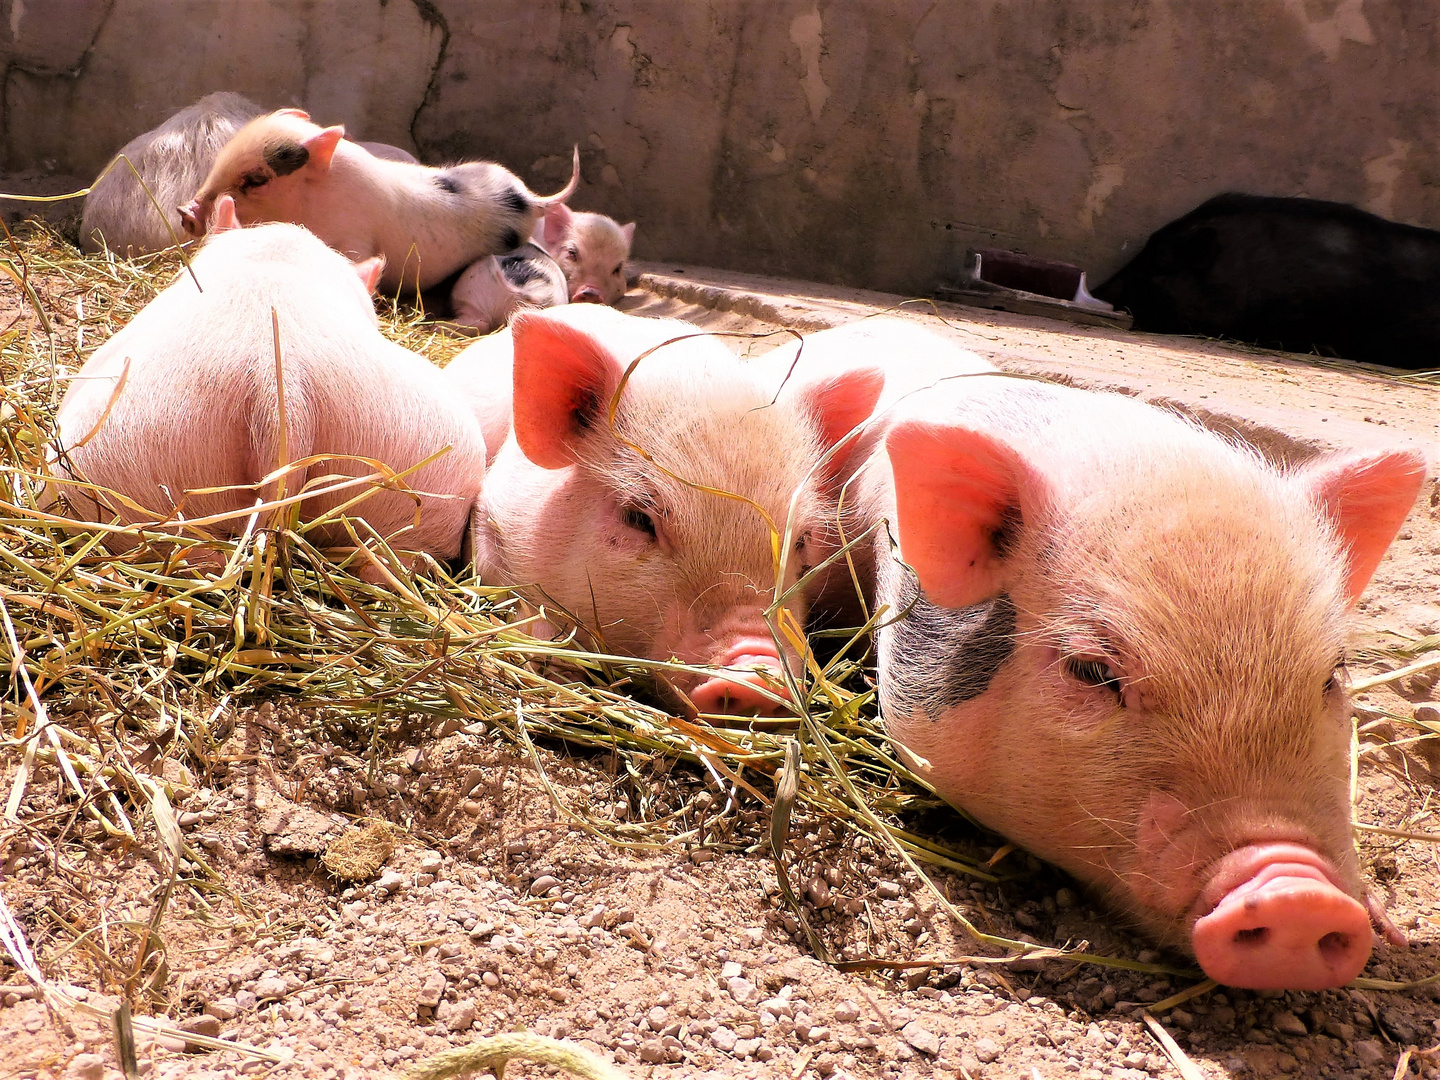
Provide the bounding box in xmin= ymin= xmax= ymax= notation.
xmin=688 ymin=635 xmax=793 ymax=717
xmin=178 ymin=201 xmax=206 ymax=238
xmin=1189 ymin=843 xmax=1373 ymax=990
xmin=571 ymin=285 xmax=605 ymax=304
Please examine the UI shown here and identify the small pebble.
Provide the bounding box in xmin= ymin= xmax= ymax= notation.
xmin=1272 ymin=1010 xmax=1307 ymax=1037
xmin=974 ymin=1036 xmax=1002 ymax=1064
xmin=710 ymin=1026 xmax=738 ymax=1052
xmin=529 ymin=875 xmax=561 ymax=896
xmin=875 ymin=881 xmax=901 ymax=900
xmin=65 ymin=1054 xmax=105 ymax=1080
xmin=1355 ymin=1041 xmax=1386 ymax=1066
xmin=727 ymin=977 xmax=759 ymax=1007
xmin=720 ymin=961 xmax=743 ymax=980
xmin=901 ymin=1021 xmax=939 ymax=1056
xmin=833 ymin=1000 xmax=860 ymax=1023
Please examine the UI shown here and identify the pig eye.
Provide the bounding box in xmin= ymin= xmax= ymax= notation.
xmin=1065 ymin=656 xmax=1123 ymax=697
xmin=612 ymin=264 xmax=624 ymax=277
xmin=565 ymin=244 xmax=580 ymax=260
xmin=620 ymin=505 xmax=658 ymax=541
xmin=237 ymin=170 xmax=270 ymax=194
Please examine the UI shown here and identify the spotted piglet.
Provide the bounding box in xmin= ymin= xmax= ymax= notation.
xmin=869 ymin=376 xmax=1424 ymax=990
xmin=179 ymin=109 xmax=579 ymax=292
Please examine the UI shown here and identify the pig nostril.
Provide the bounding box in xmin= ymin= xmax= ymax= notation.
xmin=1232 ymin=926 xmax=1268 ymax=947
xmin=1317 ymin=931 xmax=1351 ymax=963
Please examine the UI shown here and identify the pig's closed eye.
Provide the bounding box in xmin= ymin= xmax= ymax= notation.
xmin=565 ymin=244 xmax=580 ymax=260
xmin=1065 ymin=656 xmax=1123 ymax=698
xmin=237 ymin=170 xmax=270 ymax=194
xmin=612 ymin=264 xmax=624 ymax=277
xmin=620 ymin=505 xmax=658 ymax=541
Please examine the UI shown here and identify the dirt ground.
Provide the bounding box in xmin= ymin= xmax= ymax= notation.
xmin=2 ymin=254 xmax=1439 ymax=1080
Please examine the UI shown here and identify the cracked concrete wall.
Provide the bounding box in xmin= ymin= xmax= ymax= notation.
xmin=3 ymin=0 xmax=1437 ymax=295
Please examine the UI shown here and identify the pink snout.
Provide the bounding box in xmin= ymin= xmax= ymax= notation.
xmin=1191 ymin=844 xmax=1373 ymax=990
xmin=571 ymin=286 xmax=605 ymax=304
xmin=689 ymin=637 xmax=792 ymax=717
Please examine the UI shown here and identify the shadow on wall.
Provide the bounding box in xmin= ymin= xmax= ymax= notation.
xmin=2 ymin=0 xmax=1438 ymax=296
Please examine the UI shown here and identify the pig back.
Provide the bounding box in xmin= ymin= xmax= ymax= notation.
xmin=57 ymin=223 xmax=485 ymax=559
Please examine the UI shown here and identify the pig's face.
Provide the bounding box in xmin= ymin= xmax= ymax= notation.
xmin=537 ymin=205 xmax=635 ymax=305
xmin=481 ymin=306 xmax=881 ymax=714
xmin=878 ymin=396 xmax=1425 ymax=989
xmin=180 ymin=109 xmax=344 ymax=238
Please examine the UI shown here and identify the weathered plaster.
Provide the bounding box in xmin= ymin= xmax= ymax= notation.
xmin=2 ymin=1 xmax=1437 ymax=296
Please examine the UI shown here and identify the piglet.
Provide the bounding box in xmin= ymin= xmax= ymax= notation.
xmin=450 ymin=243 xmax=568 ymax=335
xmin=534 ymin=203 xmax=635 ymax=304
xmin=763 ymin=316 xmax=994 ymax=629
xmin=868 ymin=375 xmax=1425 ymax=990
xmin=81 ymin=91 xmax=265 ymax=256
xmin=443 ymin=305 xmax=883 ymax=715
xmin=55 ymin=198 xmax=486 ymax=565
xmin=178 ymin=109 xmax=579 ymax=293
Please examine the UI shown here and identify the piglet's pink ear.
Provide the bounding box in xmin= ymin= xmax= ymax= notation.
xmin=211 ymin=195 xmax=241 ymax=234
xmin=621 ymin=222 xmax=636 ymax=244
xmin=1297 ymin=449 xmax=1426 ymax=606
xmin=793 ymin=367 xmax=884 ymax=484
xmin=351 ymin=255 xmax=385 ymax=294
xmin=277 ymin=108 xmax=312 ymax=121
xmin=304 ymin=126 xmax=346 ymax=172
xmin=885 ymin=420 xmax=1037 ymax=609
xmin=537 ymin=203 xmax=573 ymax=249
xmin=510 ymin=311 xmax=623 ymax=469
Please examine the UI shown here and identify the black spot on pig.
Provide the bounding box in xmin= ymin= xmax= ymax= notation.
xmin=500 ymin=188 xmax=531 ymax=215
xmin=499 ymin=228 xmax=523 ymax=253
xmin=887 ymin=576 xmax=1016 ymax=719
xmin=434 ymin=172 xmax=462 ymax=195
xmin=263 ymin=140 xmax=309 ymax=177
xmin=1096 ymin=193 xmax=1440 ymax=369
xmin=500 ymin=253 xmax=543 ymax=288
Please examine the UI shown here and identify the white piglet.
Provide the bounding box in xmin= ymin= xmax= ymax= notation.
xmin=443 ymin=305 xmax=884 ymax=715
xmin=534 ymin=203 xmax=635 ymax=304
xmin=55 ymin=198 xmax=486 ymax=566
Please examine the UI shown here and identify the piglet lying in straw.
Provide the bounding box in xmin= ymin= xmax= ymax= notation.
xmin=179 ymin=109 xmax=579 ymax=293
xmin=782 ymin=315 xmax=1425 ymax=990
xmin=443 ymin=305 xmax=883 ymax=716
xmin=54 ymin=197 xmax=486 ymax=569
xmin=449 ymin=243 xmax=569 ymax=335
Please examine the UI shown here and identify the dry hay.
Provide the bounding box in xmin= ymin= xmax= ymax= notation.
xmin=1 ymin=216 xmax=1438 ymax=1074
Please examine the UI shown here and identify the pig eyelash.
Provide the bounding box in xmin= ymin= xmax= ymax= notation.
xmin=1064 ymin=656 xmax=1123 ymax=698
xmin=237 ymin=170 xmax=270 ymax=194
xmin=565 ymin=244 xmax=580 ymax=260
xmin=620 ymin=504 xmax=658 ymax=541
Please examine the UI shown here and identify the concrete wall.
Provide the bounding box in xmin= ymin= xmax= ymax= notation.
xmin=3 ymin=0 xmax=1437 ymax=295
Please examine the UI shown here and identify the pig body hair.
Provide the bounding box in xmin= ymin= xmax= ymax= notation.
xmin=55 ymin=222 xmax=485 ymax=560
xmin=81 ymin=91 xmax=265 ymax=256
